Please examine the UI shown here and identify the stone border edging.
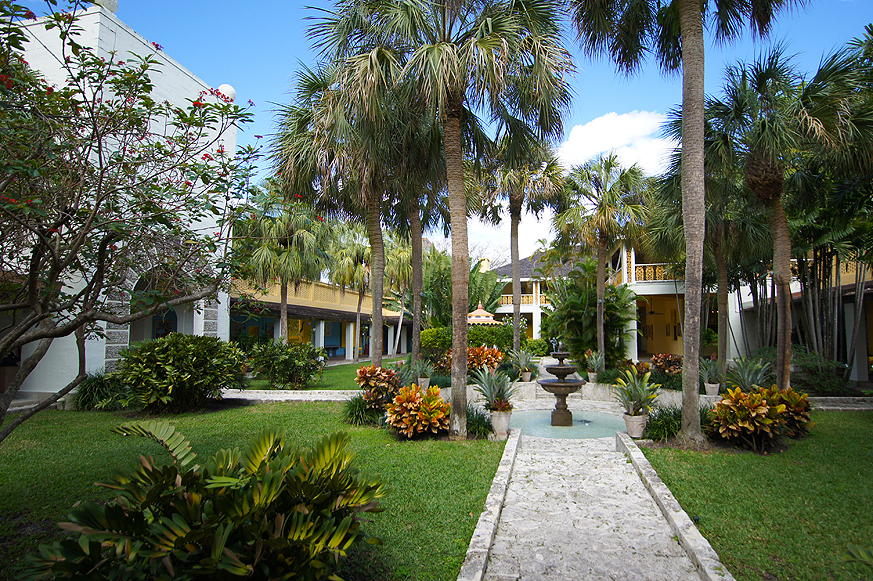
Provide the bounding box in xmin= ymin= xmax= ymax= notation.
xmin=615 ymin=432 xmax=735 ymax=581
xmin=456 ymin=429 xmax=522 ymax=581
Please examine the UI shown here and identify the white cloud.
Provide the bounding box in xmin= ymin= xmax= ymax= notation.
xmin=558 ymin=110 xmax=677 ymax=176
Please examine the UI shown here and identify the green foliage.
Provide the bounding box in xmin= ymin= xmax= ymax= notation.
xmin=428 ymin=373 xmax=451 ymax=390
xmin=508 ymin=349 xmax=535 ymax=374
xmin=525 ymin=338 xmax=550 ymax=357
xmin=73 ymin=370 xmax=130 ymax=411
xmin=541 ymin=257 xmax=638 ymax=367
xmin=612 ymin=368 xmax=660 ymax=416
xmin=650 ymin=370 xmax=683 ymax=391
xmin=643 ymin=405 xmax=683 ymax=441
xmin=759 ymin=385 xmax=814 ymax=438
xmin=249 ymin=341 xmax=327 ymax=389
xmin=420 ymin=248 xmax=506 ymax=328
xmin=355 ymin=365 xmax=400 ymax=409
xmin=699 ymin=356 xmax=721 ymax=383
xmin=408 ymin=358 xmax=434 ymax=380
xmin=342 ymin=394 xmax=384 ymax=426
xmin=229 ymin=331 xmax=272 ymax=358
xmin=385 ymin=385 xmax=451 ymax=438
xmin=465 ymin=405 xmax=493 ymax=438
xmin=707 ymin=387 xmax=791 ymax=452
xmin=651 ymin=353 xmax=683 ymax=375
xmin=752 ymin=344 xmax=850 ymax=394
xmin=841 ymin=545 xmax=873 ymax=570
xmin=597 ymin=368 xmax=623 ymax=385
xmin=116 ymin=334 xmax=245 ymax=414
xmin=584 ymin=349 xmax=605 ymax=372
xmin=420 ymin=326 xmax=452 ymax=361
xmin=726 ymin=356 xmax=772 ymax=391
xmin=468 ymin=323 xmax=514 ymax=354
xmin=23 ymin=423 xmax=386 ymax=581
xmin=472 ymin=368 xmax=517 ymax=411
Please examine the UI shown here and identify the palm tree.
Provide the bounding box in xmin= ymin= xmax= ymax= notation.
xmin=246 ymin=194 xmax=332 ymax=344
xmin=385 ymin=232 xmax=412 ymax=356
xmin=313 ymin=0 xmax=572 ymax=437
xmin=478 ymin=136 xmax=563 ymax=351
xmin=554 ymin=154 xmax=646 ymax=358
xmin=329 ymin=224 xmax=371 ymax=362
xmin=569 ymin=0 xmax=806 ymax=444
xmin=706 ymin=46 xmax=873 ymax=389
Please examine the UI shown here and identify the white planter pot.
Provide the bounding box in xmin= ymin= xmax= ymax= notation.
xmin=588 ymin=372 xmax=597 ymax=384
xmin=623 ymin=413 xmax=647 ymax=438
xmin=521 ymin=371 xmax=532 ymax=382
xmin=491 ymin=410 xmax=512 ymax=438
xmin=704 ymin=382 xmax=720 ymax=397
xmin=417 ymin=377 xmax=430 ymax=389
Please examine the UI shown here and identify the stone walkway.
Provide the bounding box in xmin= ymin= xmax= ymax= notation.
xmin=484 ymin=435 xmax=701 ymax=581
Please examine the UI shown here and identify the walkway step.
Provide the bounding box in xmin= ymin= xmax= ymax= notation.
xmin=484 ymin=436 xmax=701 ymax=581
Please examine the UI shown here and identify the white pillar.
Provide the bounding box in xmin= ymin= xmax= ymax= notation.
xmin=313 ymin=320 xmax=325 ymax=349
xmin=532 ymin=309 xmax=542 ymax=340
xmin=400 ymin=326 xmax=408 ymax=354
xmin=625 ymin=317 xmax=639 ymax=362
xmin=845 ymin=303 xmax=870 ymax=382
xmin=345 ymin=322 xmax=354 ymax=361
xmin=387 ymin=326 xmax=395 ymax=356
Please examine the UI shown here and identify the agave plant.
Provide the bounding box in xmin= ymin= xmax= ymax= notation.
xmin=699 ymin=357 xmax=721 ymax=383
xmin=612 ymin=368 xmax=660 ymax=416
xmin=409 ymin=357 xmax=434 ymax=379
xmin=726 ymin=356 xmax=772 ymax=392
xmin=472 ymin=367 xmax=517 ymax=412
xmin=585 ymin=349 xmax=605 ymax=373
xmin=508 ymin=349 xmax=535 ymax=373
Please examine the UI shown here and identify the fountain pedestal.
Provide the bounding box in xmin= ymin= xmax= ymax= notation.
xmin=538 ymin=351 xmax=586 ymax=426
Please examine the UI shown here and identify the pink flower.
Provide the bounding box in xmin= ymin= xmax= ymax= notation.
xmin=248 ymin=99 xmax=254 ymax=106
xmin=254 ymin=135 xmax=263 ymax=139
xmin=24 ymin=10 xmax=36 ymax=20
xmin=151 ymin=42 xmax=163 ymax=51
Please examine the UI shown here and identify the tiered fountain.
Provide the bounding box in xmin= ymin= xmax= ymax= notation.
xmin=538 ymin=351 xmax=585 ymax=426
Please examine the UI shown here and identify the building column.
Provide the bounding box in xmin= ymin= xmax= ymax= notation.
xmin=625 ymin=317 xmax=639 ymax=362
xmin=532 ymin=309 xmax=542 ymax=340
xmin=345 ymin=322 xmax=355 ymax=361
xmin=387 ymin=326 xmax=395 ymax=356
xmin=845 ymin=303 xmax=870 ymax=382
xmin=400 ymin=326 xmax=408 ymax=354
xmin=313 ymin=320 xmax=325 ymax=349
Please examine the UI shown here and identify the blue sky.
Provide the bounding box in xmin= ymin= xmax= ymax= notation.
xmin=26 ymin=0 xmax=873 ymax=260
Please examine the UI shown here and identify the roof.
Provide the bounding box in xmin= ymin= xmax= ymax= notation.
xmin=492 ymin=253 xmax=574 ymax=279
xmin=231 ymin=298 xmax=410 ymax=325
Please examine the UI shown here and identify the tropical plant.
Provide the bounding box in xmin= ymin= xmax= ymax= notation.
xmin=355 ymin=365 xmax=400 ymax=410
xmin=472 ymin=368 xmax=518 ymax=412
xmin=699 ymin=357 xmax=721 ymax=384
xmin=408 ymin=358 xmax=434 ymax=381
xmin=526 ymin=338 xmax=550 ymax=357
xmin=759 ymin=385 xmax=814 ymax=438
xmin=613 ymin=368 xmax=660 ymax=416
xmin=328 ymin=224 xmax=371 ymax=362
xmin=0 ymin=0 xmax=256 ymax=444
xmin=707 ymin=387 xmax=787 ymax=452
xmin=468 ymin=323 xmax=515 ymax=356
xmin=384 ymin=384 xmax=451 ymax=438
xmin=249 ymin=341 xmax=327 ymax=390
xmin=555 ymin=154 xmax=646 ymax=356
xmin=651 ymin=353 xmax=683 ymax=376
xmin=385 ymin=231 xmax=413 ymax=356
xmin=342 ymin=393 xmax=384 ymax=427
xmin=72 ymin=370 xmax=129 ymax=412
xmin=643 ymin=405 xmax=683 ymax=441
xmin=568 ymin=0 xmax=806 ymax=446
xmin=115 ymin=334 xmax=245 ymax=414
xmin=509 ymin=349 xmax=536 ymax=374
xmin=726 ymin=356 xmax=772 ymax=392
xmin=420 ymin=326 xmax=452 ymax=362
xmin=23 ymin=422 xmax=386 ymax=581
xmin=585 ymin=349 xmax=605 ymax=373
xmin=465 ymin=404 xmax=494 ymax=439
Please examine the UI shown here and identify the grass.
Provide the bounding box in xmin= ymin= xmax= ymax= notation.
xmin=0 ymin=401 xmax=503 ymax=581
xmin=641 ymin=411 xmax=873 ymax=581
xmin=244 ymin=357 xmax=405 ymax=391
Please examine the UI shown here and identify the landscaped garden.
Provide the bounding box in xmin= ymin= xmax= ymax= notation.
xmin=0 ymin=401 xmax=504 ymax=581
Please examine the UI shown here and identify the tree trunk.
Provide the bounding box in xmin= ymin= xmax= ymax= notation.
xmin=366 ymin=197 xmax=385 ymax=368
xmin=677 ymin=0 xmax=706 ymax=446
xmin=596 ymin=233 xmax=607 ymax=356
xmin=511 ymin=198 xmax=522 ymax=352
xmin=280 ymin=278 xmax=289 ymax=345
xmin=769 ymin=196 xmax=792 ymax=390
xmin=393 ymin=296 xmax=405 ymax=356
xmin=445 ymin=99 xmax=468 ymax=439
xmin=410 ymin=205 xmax=423 ymax=360
xmin=354 ymin=290 xmax=364 ymax=362
xmin=714 ymin=231 xmax=729 ymax=386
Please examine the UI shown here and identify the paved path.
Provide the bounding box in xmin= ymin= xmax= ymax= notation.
xmin=483 ymin=434 xmax=701 ymax=581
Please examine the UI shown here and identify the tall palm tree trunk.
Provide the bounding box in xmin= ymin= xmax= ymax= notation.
xmin=280 ymin=278 xmax=289 ymax=345
xmin=769 ymin=197 xmax=792 ymax=389
xmin=366 ymin=197 xmax=385 ymax=367
xmin=510 ymin=200 xmax=522 ymax=352
xmin=714 ymin=232 xmax=729 ymax=385
xmin=596 ymin=233 xmax=607 ymax=356
xmin=410 ymin=206 xmax=423 ymax=360
xmin=677 ymin=0 xmax=706 ymax=445
xmin=445 ymin=102 xmax=468 ymax=439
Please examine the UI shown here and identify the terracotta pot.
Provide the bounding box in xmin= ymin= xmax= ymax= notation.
xmin=417 ymin=377 xmax=430 ymax=389
xmin=704 ymin=382 xmax=720 ymax=397
xmin=521 ymin=371 xmax=532 ymax=382
xmin=491 ymin=410 xmax=512 ymax=438
xmin=623 ymin=413 xmax=647 ymax=438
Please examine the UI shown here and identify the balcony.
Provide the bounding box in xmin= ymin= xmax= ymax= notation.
xmin=634 ymin=263 xmax=676 ymax=282
xmin=499 ymin=294 xmax=550 ymax=307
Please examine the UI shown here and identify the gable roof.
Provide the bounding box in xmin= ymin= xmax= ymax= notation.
xmin=492 ymin=253 xmax=574 ymax=279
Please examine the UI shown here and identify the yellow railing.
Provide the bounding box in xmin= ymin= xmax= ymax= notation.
xmin=634 ymin=263 xmax=676 ymax=282
xmin=500 ymin=294 xmax=538 ymax=306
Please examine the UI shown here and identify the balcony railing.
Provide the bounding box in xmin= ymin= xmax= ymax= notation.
xmin=499 ymin=294 xmax=549 ymax=307
xmin=634 ymin=263 xmax=676 ymax=282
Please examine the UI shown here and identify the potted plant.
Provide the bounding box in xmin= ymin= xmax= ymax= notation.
xmin=472 ymin=367 xmax=518 ymax=439
xmin=409 ymin=358 xmax=434 ymax=389
xmin=612 ymin=367 xmax=660 ymax=438
xmin=585 ymin=349 xmax=605 ymax=384
xmin=699 ymin=357 xmax=721 ymax=396
xmin=509 ymin=349 xmax=535 ymax=382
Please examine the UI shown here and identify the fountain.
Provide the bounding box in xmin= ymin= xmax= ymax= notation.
xmin=538 ymin=351 xmax=585 ymax=426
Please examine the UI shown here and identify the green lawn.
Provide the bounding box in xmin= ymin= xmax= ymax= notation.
xmin=642 ymin=411 xmax=873 ymax=581
xmin=245 ymin=357 xmax=405 ymax=391
xmin=0 ymin=401 xmax=503 ymax=581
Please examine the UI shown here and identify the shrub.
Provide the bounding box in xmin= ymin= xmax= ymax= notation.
xmin=468 ymin=323 xmax=514 ymax=354
xmin=650 ymin=370 xmax=683 ymax=391
xmin=73 ymin=370 xmax=129 ymax=411
xmin=229 ymin=331 xmax=272 ymax=358
xmin=342 ymin=394 xmax=385 ymax=426
xmin=23 ymin=423 xmax=386 ymax=581
xmin=644 ymin=405 xmax=683 ymax=441
xmin=466 ymin=404 xmax=493 ymax=438
xmin=651 ymin=353 xmax=683 ymax=375
xmin=429 ymin=373 xmax=451 ymax=390
xmin=249 ymin=341 xmax=327 ymax=389
xmin=116 ymin=334 xmax=245 ymax=414
xmin=726 ymin=356 xmax=772 ymax=391
xmin=435 ymin=346 xmax=504 ymax=374
xmin=597 ymin=368 xmax=623 ymax=386
xmin=526 ymin=338 xmax=550 ymax=357
xmin=760 ymin=385 xmax=814 ymax=437
xmin=420 ymin=326 xmax=452 ymax=361
xmin=355 ymin=365 xmax=400 ymax=409
xmin=752 ymin=344 xmax=850 ymax=395
xmin=707 ymin=387 xmax=787 ymax=452
xmin=385 ymin=385 xmax=451 ymax=438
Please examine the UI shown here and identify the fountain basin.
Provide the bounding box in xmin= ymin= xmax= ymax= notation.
xmin=510 ymin=410 xmax=626 ymax=439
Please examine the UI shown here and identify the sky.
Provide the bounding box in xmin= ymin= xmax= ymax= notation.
xmin=24 ymin=0 xmax=873 ymax=262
